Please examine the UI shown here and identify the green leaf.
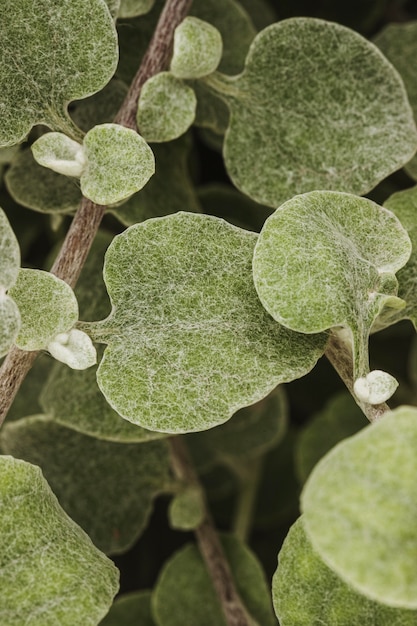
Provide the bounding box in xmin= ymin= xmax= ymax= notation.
xmin=111 ymin=135 xmax=201 ymax=226
xmin=9 ymin=268 xmax=79 ymax=351
xmin=273 ymin=517 xmax=417 ymax=625
xmin=137 ymin=73 xmax=197 ymax=143
xmin=7 ymin=354 xmax=52 ymax=421
xmin=0 ymin=455 xmax=119 ymax=625
xmin=5 ymin=149 xmax=82 ymax=215
xmin=152 ymin=535 xmax=277 ymax=626
xmin=0 ymin=416 xmax=173 ymax=554
xmin=40 ymin=355 xmax=167 ymax=442
xmin=119 ymin=0 xmax=155 ymax=18
xmin=81 ymin=124 xmax=155 ymax=205
xmin=253 ymin=191 xmax=411 ymax=393
xmin=204 ymin=18 xmax=417 ymax=206
xmin=32 ymin=133 xmax=86 ymax=177
xmin=93 ymin=212 xmax=325 ymax=433
xmin=373 ymin=22 xmax=417 ymax=182
xmin=168 ymin=486 xmax=205 ymax=531
xmin=171 ymin=17 xmax=223 ymax=79
xmin=100 ymin=590 xmax=156 ymax=626
xmin=0 ymin=0 xmax=118 ymax=145
xmin=71 ymin=79 xmax=128 ymax=133
xmin=0 ymin=206 xmax=20 ymax=290
xmin=301 ymin=405 xmax=417 ymax=609
xmin=0 ymin=296 xmax=20 ymax=358
xmin=295 ymin=391 xmax=367 ymax=483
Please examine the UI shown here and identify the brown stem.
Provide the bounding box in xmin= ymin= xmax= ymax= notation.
xmin=0 ymin=0 xmax=193 ymax=426
xmin=325 ymin=331 xmax=389 ymax=423
xmin=169 ymin=437 xmax=257 ymax=626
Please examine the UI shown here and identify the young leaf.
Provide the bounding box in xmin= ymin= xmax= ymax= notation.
xmin=204 ymin=18 xmax=417 ymax=206
xmin=301 ymin=406 xmax=417 ymax=609
xmin=0 ymin=0 xmax=118 ymax=145
xmin=82 ymin=124 xmax=155 ymax=205
xmin=0 ymin=455 xmax=119 ymax=624
xmin=100 ymin=590 xmax=156 ymax=626
xmin=92 ymin=212 xmax=325 ymax=433
xmin=0 ymin=416 xmax=173 ymax=555
xmin=152 ymin=535 xmax=277 ymax=626
xmin=168 ymin=485 xmax=205 ymax=531
xmin=8 ymin=268 xmax=79 ymax=351
xmin=137 ymin=73 xmax=197 ymax=142
xmin=170 ymin=17 xmax=223 ymax=79
xmin=47 ymin=328 xmax=97 ymax=370
xmin=119 ymin=0 xmax=155 ymax=18
xmin=0 ymin=207 xmax=20 ymax=290
xmin=0 ymin=296 xmax=20 ymax=358
xmin=273 ymin=517 xmax=417 ymax=625
xmin=253 ymin=191 xmax=411 ymax=396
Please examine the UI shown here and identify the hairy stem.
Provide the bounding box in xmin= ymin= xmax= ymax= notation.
xmin=0 ymin=0 xmax=193 ymax=426
xmin=169 ymin=437 xmax=258 ymax=626
xmin=325 ymin=331 xmax=389 ymax=422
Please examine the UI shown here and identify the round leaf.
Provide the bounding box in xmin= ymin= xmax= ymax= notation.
xmin=94 ymin=212 xmax=325 ymax=433
xmin=0 ymin=295 xmax=20 ymax=358
xmin=0 ymin=207 xmax=20 ymax=290
xmin=301 ymin=406 xmax=417 ymax=608
xmin=206 ymin=18 xmax=417 ymax=206
xmin=171 ymin=17 xmax=223 ymax=79
xmin=31 ymin=133 xmax=86 ymax=178
xmin=137 ymin=73 xmax=197 ymax=142
xmin=81 ymin=123 xmax=155 ymax=205
xmin=100 ymin=590 xmax=156 ymax=626
xmin=0 ymin=0 xmax=118 ymax=145
xmin=119 ymin=0 xmax=155 ymax=18
xmin=273 ymin=517 xmax=417 ymax=625
xmin=9 ymin=268 xmax=79 ymax=351
xmin=0 ymin=455 xmax=119 ymax=624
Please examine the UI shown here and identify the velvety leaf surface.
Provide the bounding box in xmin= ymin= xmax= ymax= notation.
xmin=111 ymin=135 xmax=201 ymax=226
xmin=152 ymin=535 xmax=277 ymax=625
xmin=0 ymin=455 xmax=119 ymax=625
xmin=105 ymin=0 xmax=121 ymax=18
xmin=295 ymin=391 xmax=367 ymax=483
xmin=100 ymin=591 xmax=156 ymax=625
xmin=373 ymin=22 xmax=417 ymax=181
xmin=9 ymin=268 xmax=79 ymax=351
xmin=32 ymin=132 xmax=86 ymax=178
xmin=5 ymin=149 xmax=82 ymax=215
xmin=119 ymin=0 xmax=155 ymax=17
xmin=301 ymin=406 xmax=417 ymax=608
xmin=205 ymin=18 xmax=417 ymax=206
xmin=0 ymin=0 xmax=118 ymax=145
xmin=168 ymin=486 xmax=205 ymax=530
xmin=253 ymin=191 xmax=411 ymax=385
xmin=137 ymin=73 xmax=197 ymax=143
xmin=171 ymin=17 xmax=223 ymax=79
xmin=273 ymin=517 xmax=417 ymax=625
xmin=71 ymin=79 xmax=128 ymax=132
xmin=81 ymin=124 xmax=155 ymax=205
xmin=0 ymin=207 xmax=20 ymax=289
xmin=93 ymin=212 xmax=325 ymax=433
xmin=0 ymin=296 xmax=20 ymax=358
xmin=0 ymin=416 xmax=173 ymax=554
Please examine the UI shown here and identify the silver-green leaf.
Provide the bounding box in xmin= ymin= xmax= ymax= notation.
xmin=171 ymin=17 xmax=223 ymax=79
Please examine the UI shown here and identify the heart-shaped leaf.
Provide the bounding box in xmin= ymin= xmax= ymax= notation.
xmin=0 ymin=0 xmax=118 ymax=145
xmin=0 ymin=455 xmax=119 ymax=624
xmin=273 ymin=517 xmax=417 ymax=625
xmin=253 ymin=191 xmax=411 ymax=393
xmin=301 ymin=406 xmax=417 ymax=609
xmin=203 ymin=18 xmax=417 ymax=206
xmin=91 ymin=212 xmax=325 ymax=433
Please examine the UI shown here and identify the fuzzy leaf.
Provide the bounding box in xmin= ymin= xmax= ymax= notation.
xmin=32 ymin=133 xmax=86 ymax=178
xmin=93 ymin=212 xmax=325 ymax=433
xmin=9 ymin=268 xmax=79 ymax=351
xmin=253 ymin=191 xmax=411 ymax=387
xmin=0 ymin=455 xmax=119 ymax=625
xmin=71 ymin=79 xmax=128 ymax=133
xmin=205 ymin=18 xmax=417 ymax=206
xmin=81 ymin=124 xmax=155 ymax=205
xmin=0 ymin=0 xmax=118 ymax=145
xmin=301 ymin=406 xmax=417 ymax=609
xmin=0 ymin=416 xmax=173 ymax=555
xmin=0 ymin=296 xmax=20 ymax=358
xmin=100 ymin=591 xmax=156 ymax=626
xmin=137 ymin=73 xmax=197 ymax=143
xmin=168 ymin=486 xmax=205 ymax=531
xmin=273 ymin=517 xmax=417 ymax=625
xmin=152 ymin=535 xmax=277 ymax=626
xmin=47 ymin=329 xmax=97 ymax=370
xmin=171 ymin=17 xmax=223 ymax=79
xmin=0 ymin=207 xmax=20 ymax=289
xmin=5 ymin=149 xmax=82 ymax=215
xmin=119 ymin=0 xmax=155 ymax=17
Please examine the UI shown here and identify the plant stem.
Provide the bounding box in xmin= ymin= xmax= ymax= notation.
xmin=169 ymin=436 xmax=258 ymax=626
xmin=232 ymin=457 xmax=263 ymax=543
xmin=325 ymin=331 xmax=389 ymax=422
xmin=0 ymin=0 xmax=193 ymax=426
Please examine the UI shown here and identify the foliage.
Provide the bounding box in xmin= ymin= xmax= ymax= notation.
xmin=1 ymin=1 xmax=417 ymax=624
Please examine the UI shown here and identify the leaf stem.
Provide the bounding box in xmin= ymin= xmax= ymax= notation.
xmin=169 ymin=436 xmax=258 ymax=626
xmin=0 ymin=0 xmax=193 ymax=427
xmin=232 ymin=458 xmax=263 ymax=543
xmin=325 ymin=331 xmax=389 ymax=422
